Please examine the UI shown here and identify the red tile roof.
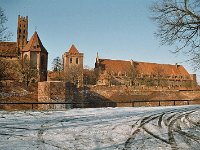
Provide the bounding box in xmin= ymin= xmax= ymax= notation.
xmin=68 ymin=44 xmax=79 ymax=54
xmin=0 ymin=42 xmax=18 ymax=57
xmin=21 ymin=32 xmax=47 ymax=54
xmin=98 ymin=59 xmax=191 ymax=78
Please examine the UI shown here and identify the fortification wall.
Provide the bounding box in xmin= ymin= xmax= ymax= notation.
xmin=38 ymin=81 xmax=66 ymax=110
xmin=38 ymin=83 xmax=200 ymax=109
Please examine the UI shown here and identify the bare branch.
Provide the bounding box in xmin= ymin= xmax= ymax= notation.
xmin=150 ymin=0 xmax=200 ymax=69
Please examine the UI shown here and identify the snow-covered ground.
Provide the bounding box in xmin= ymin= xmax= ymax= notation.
xmin=0 ymin=105 xmax=199 ymax=150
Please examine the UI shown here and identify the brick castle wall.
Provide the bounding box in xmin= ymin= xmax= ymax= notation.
xmin=38 ymin=81 xmax=66 ymax=110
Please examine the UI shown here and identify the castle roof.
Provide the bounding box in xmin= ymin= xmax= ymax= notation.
xmin=97 ymin=59 xmax=191 ymax=78
xmin=21 ymin=32 xmax=48 ymax=54
xmin=0 ymin=42 xmax=18 ymax=57
xmin=68 ymin=44 xmax=79 ymax=54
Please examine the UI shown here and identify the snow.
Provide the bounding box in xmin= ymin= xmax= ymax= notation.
xmin=0 ymin=105 xmax=199 ymax=150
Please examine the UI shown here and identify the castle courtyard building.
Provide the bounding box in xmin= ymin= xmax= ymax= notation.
xmin=95 ymin=54 xmax=197 ymax=89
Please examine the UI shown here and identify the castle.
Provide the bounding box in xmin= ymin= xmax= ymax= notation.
xmin=0 ymin=15 xmax=197 ymax=89
xmin=0 ymin=16 xmax=48 ymax=83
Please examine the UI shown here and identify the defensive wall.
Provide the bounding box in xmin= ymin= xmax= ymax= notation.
xmin=37 ymin=82 xmax=200 ymax=110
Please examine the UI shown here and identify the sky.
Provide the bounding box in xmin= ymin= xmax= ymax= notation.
xmin=1 ymin=0 xmax=199 ymax=80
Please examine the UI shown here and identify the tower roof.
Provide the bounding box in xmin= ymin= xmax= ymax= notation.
xmin=68 ymin=44 xmax=79 ymax=54
xmin=22 ymin=32 xmax=48 ymax=54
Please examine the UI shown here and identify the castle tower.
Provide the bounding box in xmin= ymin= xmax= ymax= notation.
xmin=63 ymin=44 xmax=83 ymax=87
xmin=17 ymin=15 xmax=28 ymax=53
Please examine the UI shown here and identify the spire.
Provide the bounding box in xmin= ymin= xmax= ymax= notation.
xmin=96 ymin=52 xmax=100 ymax=64
xmin=68 ymin=44 xmax=79 ymax=54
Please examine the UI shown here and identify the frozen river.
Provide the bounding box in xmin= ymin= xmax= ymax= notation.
xmin=0 ymin=105 xmax=199 ymax=150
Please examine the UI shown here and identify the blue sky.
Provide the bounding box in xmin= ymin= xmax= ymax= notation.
xmin=1 ymin=0 xmax=199 ymax=79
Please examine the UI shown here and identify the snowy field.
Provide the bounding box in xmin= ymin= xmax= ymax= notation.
xmin=0 ymin=105 xmax=200 ymax=150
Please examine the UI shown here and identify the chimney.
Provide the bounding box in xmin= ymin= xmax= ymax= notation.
xmin=96 ymin=52 xmax=99 ymax=64
xmin=175 ymin=63 xmax=179 ymax=69
xmin=130 ymin=59 xmax=133 ymax=66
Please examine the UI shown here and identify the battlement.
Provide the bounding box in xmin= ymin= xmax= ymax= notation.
xmin=18 ymin=15 xmax=28 ymax=20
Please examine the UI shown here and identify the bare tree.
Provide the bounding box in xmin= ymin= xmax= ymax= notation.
xmin=83 ymin=66 xmax=97 ymax=85
xmin=20 ymin=58 xmax=38 ymax=86
xmin=127 ymin=61 xmax=138 ymax=86
xmin=150 ymin=0 xmax=200 ymax=68
xmin=64 ymin=64 xmax=82 ymax=86
xmin=0 ymin=58 xmax=22 ymax=81
xmin=0 ymin=7 xmax=12 ymax=41
xmin=0 ymin=7 xmax=12 ymax=81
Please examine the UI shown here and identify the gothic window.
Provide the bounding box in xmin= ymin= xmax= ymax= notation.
xmin=23 ymin=54 xmax=29 ymax=64
xmin=23 ymin=35 xmax=25 ymax=39
xmin=70 ymin=58 xmax=72 ymax=63
xmin=76 ymin=58 xmax=79 ymax=64
xmin=19 ymin=28 xmax=21 ymax=33
xmin=24 ymin=30 xmax=25 ymax=33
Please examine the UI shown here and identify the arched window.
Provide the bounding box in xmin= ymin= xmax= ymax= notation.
xmin=24 ymin=54 xmax=28 ymax=61
xmin=70 ymin=58 xmax=72 ymax=63
xmin=23 ymin=54 xmax=29 ymax=65
xmin=76 ymin=58 xmax=79 ymax=64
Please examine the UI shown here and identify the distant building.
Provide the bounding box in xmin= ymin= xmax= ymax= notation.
xmin=0 ymin=15 xmax=48 ymax=82
xmin=95 ymin=53 xmax=197 ymax=89
xmin=63 ymin=44 xmax=83 ymax=87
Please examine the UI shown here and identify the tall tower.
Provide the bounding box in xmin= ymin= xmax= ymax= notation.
xmin=63 ymin=44 xmax=84 ymax=87
xmin=17 ymin=15 xmax=28 ymax=53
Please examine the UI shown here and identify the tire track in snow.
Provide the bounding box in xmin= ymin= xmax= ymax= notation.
xmin=123 ymin=110 xmax=200 ymax=150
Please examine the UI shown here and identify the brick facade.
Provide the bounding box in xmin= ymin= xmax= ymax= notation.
xmin=95 ymin=54 xmax=197 ymax=89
